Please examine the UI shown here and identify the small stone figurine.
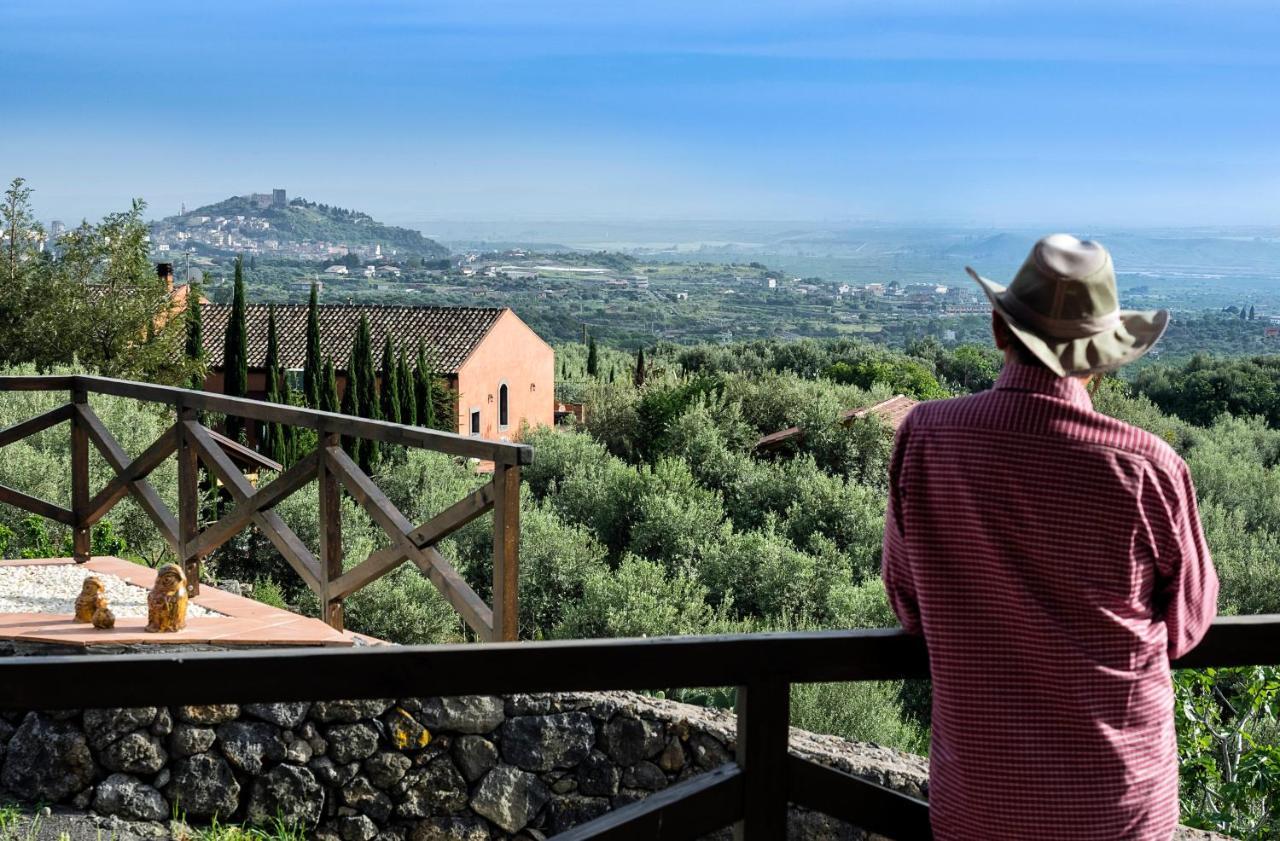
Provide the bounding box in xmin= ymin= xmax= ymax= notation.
xmin=91 ymin=602 xmax=116 ymax=629
xmin=145 ymin=564 xmax=189 ymax=633
xmin=74 ymin=577 xmax=106 ymax=623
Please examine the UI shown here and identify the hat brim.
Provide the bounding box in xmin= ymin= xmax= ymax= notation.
xmin=966 ymin=267 xmax=1169 ymax=377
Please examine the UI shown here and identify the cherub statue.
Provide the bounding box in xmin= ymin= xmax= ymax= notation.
xmin=145 ymin=564 xmax=189 ymax=633
xmin=91 ymin=602 xmax=116 ymax=629
xmin=74 ymin=577 xmax=106 ymax=623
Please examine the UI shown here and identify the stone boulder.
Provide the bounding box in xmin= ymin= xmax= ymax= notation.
xmin=93 ymin=773 xmax=169 ymax=822
xmin=576 ymin=750 xmax=620 ymax=797
xmin=334 ymin=814 xmax=380 ymax=841
xmin=309 ymin=699 xmax=393 ymax=723
xmin=470 ymin=764 xmax=550 ymax=834
xmin=243 ymin=702 xmax=311 ymax=729
xmin=600 ymin=715 xmax=665 ymax=766
xmin=410 ymin=816 xmax=492 ymax=841
xmin=176 ymin=704 xmax=240 ymax=725
xmin=1 ymin=712 xmax=97 ymax=802
xmin=99 ymin=731 xmax=167 ymax=775
xmin=83 ymin=708 xmax=157 ymax=750
xmin=384 ymin=707 xmax=431 ymax=751
xmin=452 ymin=735 xmax=498 ymax=783
xmin=414 ymin=696 xmax=505 ymax=734
xmin=246 ymin=763 xmax=324 ymax=827
xmin=500 ymin=713 xmax=595 ymax=772
xmin=309 ymin=755 xmax=358 ymax=788
xmin=326 ymin=723 xmax=380 ymax=764
xmin=217 ymin=721 xmax=285 ymax=775
xmin=340 ymin=776 xmax=394 ymax=823
xmin=166 ymin=753 xmax=240 ymax=818
xmin=396 ymin=757 xmax=469 ymax=818
xmin=169 ymin=724 xmax=217 ymax=758
xmin=364 ymin=750 xmax=411 ymax=788
xmin=549 ymin=794 xmax=610 ymax=833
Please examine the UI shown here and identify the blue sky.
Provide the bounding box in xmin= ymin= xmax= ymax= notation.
xmin=2 ymin=0 xmax=1278 ymax=227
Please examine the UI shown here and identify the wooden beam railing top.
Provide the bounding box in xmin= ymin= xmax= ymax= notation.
xmin=0 ymin=617 xmax=1274 ymax=840
xmin=0 ymin=374 xmax=533 ymax=641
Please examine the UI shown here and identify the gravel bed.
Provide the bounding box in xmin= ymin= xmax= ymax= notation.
xmin=0 ymin=564 xmax=223 ymax=618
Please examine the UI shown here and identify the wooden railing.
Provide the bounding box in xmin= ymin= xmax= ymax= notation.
xmin=0 ymin=375 xmax=532 ymax=641
xmin=1 ymin=617 xmax=1276 ymax=839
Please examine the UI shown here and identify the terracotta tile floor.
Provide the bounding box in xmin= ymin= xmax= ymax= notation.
xmin=0 ymin=557 xmax=365 ymax=648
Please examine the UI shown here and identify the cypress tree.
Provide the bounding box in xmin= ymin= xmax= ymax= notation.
xmin=1249 ymin=304 xmax=1256 ymax=321
xmin=397 ymin=349 xmax=416 ymax=426
xmin=380 ymin=334 xmax=400 ymax=425
xmin=633 ymin=347 xmax=646 ymax=387
xmin=262 ymin=306 xmax=291 ymax=465
xmin=184 ymin=284 xmax=204 ymax=391
xmin=586 ymin=336 xmax=599 ymax=378
xmin=353 ymin=315 xmax=380 ymax=471
xmin=321 ymin=359 xmax=339 ymax=413
xmin=223 ymin=255 xmax=249 ymax=440
xmin=414 ymin=340 xmax=435 ymax=430
xmin=340 ymin=341 xmax=360 ymax=458
xmin=303 ymin=281 xmax=322 ymax=408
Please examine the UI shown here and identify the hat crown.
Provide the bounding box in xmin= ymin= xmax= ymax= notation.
xmin=1007 ymin=234 xmax=1118 ymax=323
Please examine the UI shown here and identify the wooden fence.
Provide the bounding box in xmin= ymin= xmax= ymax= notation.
xmin=0 ymin=375 xmax=532 ymax=641
xmin=1 ymin=617 xmax=1277 ymax=839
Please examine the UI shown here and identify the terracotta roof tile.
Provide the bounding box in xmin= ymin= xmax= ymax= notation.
xmin=201 ymin=304 xmax=506 ymax=374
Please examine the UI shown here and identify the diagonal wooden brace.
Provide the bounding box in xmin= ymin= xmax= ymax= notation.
xmin=75 ymin=404 xmax=179 ymax=552
xmin=327 ymin=481 xmax=494 ymax=601
xmin=189 ymin=449 xmax=319 ymax=560
xmin=184 ymin=420 xmax=321 ymax=592
xmin=0 ymin=403 xmax=74 ymax=449
xmin=324 ymin=445 xmax=495 ymax=640
xmin=82 ymin=424 xmax=179 ymax=527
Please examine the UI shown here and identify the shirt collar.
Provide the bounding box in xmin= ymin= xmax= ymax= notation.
xmin=993 ymin=361 xmax=1093 ymax=409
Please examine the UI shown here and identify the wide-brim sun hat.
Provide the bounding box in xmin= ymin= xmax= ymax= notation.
xmin=965 ymin=233 xmax=1170 ymax=377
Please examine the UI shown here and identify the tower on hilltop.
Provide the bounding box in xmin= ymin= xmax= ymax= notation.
xmin=272 ymin=189 xmax=287 ymax=207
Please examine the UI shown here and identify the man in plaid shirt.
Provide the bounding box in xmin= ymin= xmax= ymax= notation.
xmin=882 ymin=234 xmax=1219 ymax=840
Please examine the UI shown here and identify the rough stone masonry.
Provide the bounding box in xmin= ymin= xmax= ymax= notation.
xmin=0 ymin=690 xmax=930 ymax=840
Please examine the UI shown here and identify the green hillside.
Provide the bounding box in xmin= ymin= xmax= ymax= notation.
xmin=162 ymin=195 xmax=450 ymax=258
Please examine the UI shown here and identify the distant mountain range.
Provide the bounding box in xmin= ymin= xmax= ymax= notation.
xmin=151 ymin=194 xmax=450 ymax=260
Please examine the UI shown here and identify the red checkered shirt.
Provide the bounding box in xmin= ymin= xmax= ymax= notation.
xmin=882 ymin=361 xmax=1219 ymax=840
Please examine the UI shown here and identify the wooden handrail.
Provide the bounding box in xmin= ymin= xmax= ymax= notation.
xmin=0 ymin=375 xmax=531 ymax=639
xmin=1 ymin=618 xmax=1271 ymax=710
xmin=0 ymin=375 xmax=534 ymax=466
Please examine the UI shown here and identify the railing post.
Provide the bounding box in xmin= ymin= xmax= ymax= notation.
xmin=318 ymin=432 xmax=344 ymax=630
xmin=734 ymin=678 xmax=790 ymax=840
xmin=491 ymin=462 xmax=520 ymax=642
xmin=177 ymin=405 xmax=201 ymax=596
xmin=70 ymin=385 xmax=90 ymax=563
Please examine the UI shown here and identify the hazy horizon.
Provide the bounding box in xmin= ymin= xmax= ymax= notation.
xmin=5 ymin=1 xmax=1279 ymax=228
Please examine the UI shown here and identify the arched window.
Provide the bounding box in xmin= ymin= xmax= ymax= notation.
xmin=498 ymin=382 xmax=509 ymax=428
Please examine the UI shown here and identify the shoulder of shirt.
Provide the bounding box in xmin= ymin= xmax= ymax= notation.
xmin=898 ymin=391 xmax=1190 ymax=476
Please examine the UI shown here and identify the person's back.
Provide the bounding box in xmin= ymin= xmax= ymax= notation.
xmin=882 ymin=235 xmax=1219 ymax=840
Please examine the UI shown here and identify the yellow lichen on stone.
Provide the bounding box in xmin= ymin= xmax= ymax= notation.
xmin=387 ymin=707 xmax=430 ymax=750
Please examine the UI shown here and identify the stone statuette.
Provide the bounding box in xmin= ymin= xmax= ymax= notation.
xmin=145 ymin=564 xmax=189 ymax=633
xmin=91 ymin=602 xmax=116 ymax=629
xmin=74 ymin=576 xmax=106 ymax=623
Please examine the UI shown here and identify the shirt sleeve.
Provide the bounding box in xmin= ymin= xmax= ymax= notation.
xmin=1142 ymin=458 xmax=1219 ymax=659
xmin=882 ymin=417 xmax=922 ymax=635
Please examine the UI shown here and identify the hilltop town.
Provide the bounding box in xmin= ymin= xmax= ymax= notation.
xmin=149 ymin=189 xmax=450 ymax=261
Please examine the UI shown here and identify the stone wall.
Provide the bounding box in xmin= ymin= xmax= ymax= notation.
xmin=0 ymin=691 xmax=929 ymax=840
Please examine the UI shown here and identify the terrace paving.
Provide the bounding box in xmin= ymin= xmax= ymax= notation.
xmin=0 ymin=556 xmax=366 ymax=648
